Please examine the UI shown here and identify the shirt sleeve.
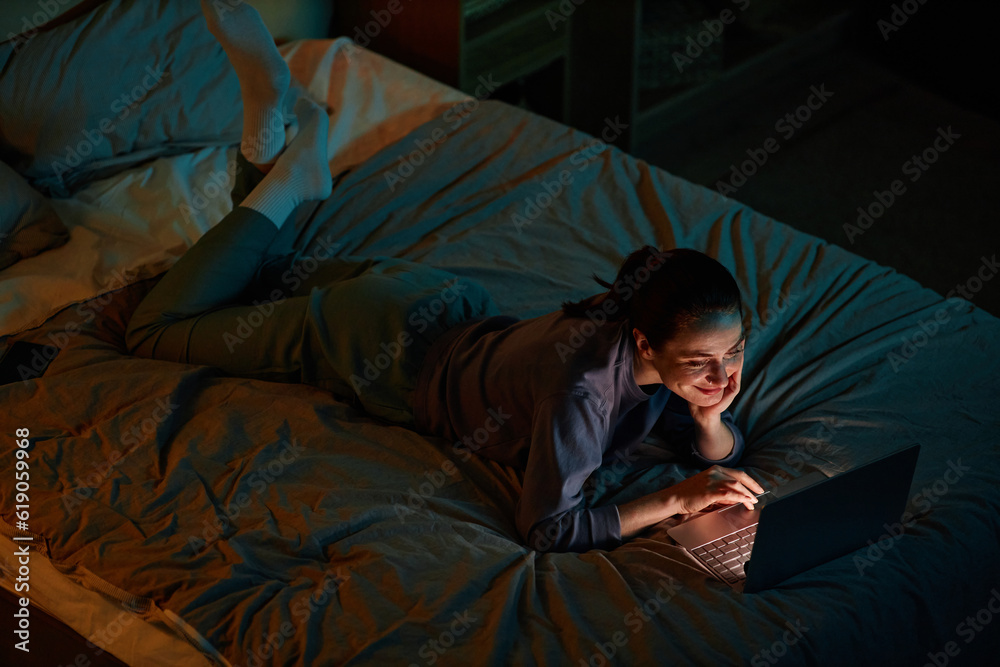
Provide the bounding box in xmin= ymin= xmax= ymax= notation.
xmin=516 ymin=391 xmax=622 ymax=553
xmin=655 ymin=391 xmax=746 ymax=467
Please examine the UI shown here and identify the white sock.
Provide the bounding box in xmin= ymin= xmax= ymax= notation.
xmin=202 ymin=0 xmax=290 ymax=166
xmin=240 ymin=98 xmax=332 ymax=228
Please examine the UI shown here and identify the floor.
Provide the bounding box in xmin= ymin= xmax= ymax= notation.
xmin=632 ymin=45 xmax=1000 ymax=318
xmin=0 ymin=585 xmax=127 ymax=666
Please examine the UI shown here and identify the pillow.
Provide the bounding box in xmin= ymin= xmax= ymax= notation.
xmin=0 ymin=0 xmax=302 ymax=197
xmin=0 ymin=159 xmax=69 ymax=270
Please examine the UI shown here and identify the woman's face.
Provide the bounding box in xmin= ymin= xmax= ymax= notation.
xmin=639 ymin=311 xmax=745 ymax=407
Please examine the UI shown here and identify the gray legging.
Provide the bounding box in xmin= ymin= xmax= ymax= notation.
xmin=125 ymin=154 xmax=498 ymax=424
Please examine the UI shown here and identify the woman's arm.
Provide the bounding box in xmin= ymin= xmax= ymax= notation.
xmin=691 ymin=415 xmax=736 ymax=461
xmin=620 ymin=377 xmax=758 ymax=539
xmin=619 ymin=464 xmax=764 ymax=539
xmin=518 ymin=389 xmax=760 ymax=550
xmin=516 ymin=392 xmax=621 ymax=552
xmin=688 ymin=366 xmax=744 ymax=461
xmin=654 ymin=390 xmax=746 ymax=467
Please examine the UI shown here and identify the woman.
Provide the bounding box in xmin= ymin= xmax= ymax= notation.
xmin=415 ymin=246 xmax=763 ymax=552
xmin=127 ymin=0 xmax=763 ymax=555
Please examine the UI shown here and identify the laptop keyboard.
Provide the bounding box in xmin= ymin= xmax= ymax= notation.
xmin=691 ymin=524 xmax=758 ymax=584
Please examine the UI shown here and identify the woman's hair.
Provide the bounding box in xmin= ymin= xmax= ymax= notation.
xmin=561 ymin=246 xmax=744 ymax=349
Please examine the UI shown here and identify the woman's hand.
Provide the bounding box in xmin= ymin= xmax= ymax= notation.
xmin=666 ymin=464 xmax=764 ymax=513
xmin=619 ymin=463 xmax=764 ymax=538
xmin=687 ymin=367 xmax=741 ymax=424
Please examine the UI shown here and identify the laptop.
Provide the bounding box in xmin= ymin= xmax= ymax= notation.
xmin=667 ymin=444 xmax=920 ymax=593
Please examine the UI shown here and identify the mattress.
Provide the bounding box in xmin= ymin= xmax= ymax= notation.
xmin=2 ymin=34 xmax=999 ymax=667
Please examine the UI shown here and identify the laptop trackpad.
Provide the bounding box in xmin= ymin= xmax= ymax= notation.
xmin=668 ymin=501 xmax=761 ymax=549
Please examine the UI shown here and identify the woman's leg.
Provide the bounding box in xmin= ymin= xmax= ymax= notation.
xmin=124 ymin=98 xmax=331 ymax=374
xmin=125 ymin=2 xmax=332 ymax=379
xmin=126 ymin=0 xmax=500 ymax=423
xmin=201 ymin=0 xmax=289 ymax=172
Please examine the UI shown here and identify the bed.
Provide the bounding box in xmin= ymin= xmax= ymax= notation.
xmin=2 ymin=1 xmax=999 ymax=665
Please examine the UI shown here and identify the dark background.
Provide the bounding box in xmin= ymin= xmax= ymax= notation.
xmin=848 ymin=0 xmax=998 ymax=122
xmin=633 ymin=0 xmax=1000 ymax=318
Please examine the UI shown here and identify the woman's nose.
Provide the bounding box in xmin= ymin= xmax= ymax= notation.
xmin=705 ymin=362 xmax=727 ymax=385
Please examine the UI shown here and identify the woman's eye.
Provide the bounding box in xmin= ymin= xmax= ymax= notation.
xmin=686 ymin=348 xmax=743 ymax=368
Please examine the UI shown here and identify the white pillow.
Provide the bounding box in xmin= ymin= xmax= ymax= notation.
xmin=0 ymin=0 xmax=302 ymax=196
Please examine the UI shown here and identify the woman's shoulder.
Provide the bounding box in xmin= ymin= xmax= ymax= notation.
xmin=519 ymin=315 xmax=628 ymax=402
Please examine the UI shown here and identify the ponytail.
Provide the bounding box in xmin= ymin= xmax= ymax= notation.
xmin=561 ymin=246 xmax=743 ymax=349
xmin=562 ymin=246 xmax=666 ymax=320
